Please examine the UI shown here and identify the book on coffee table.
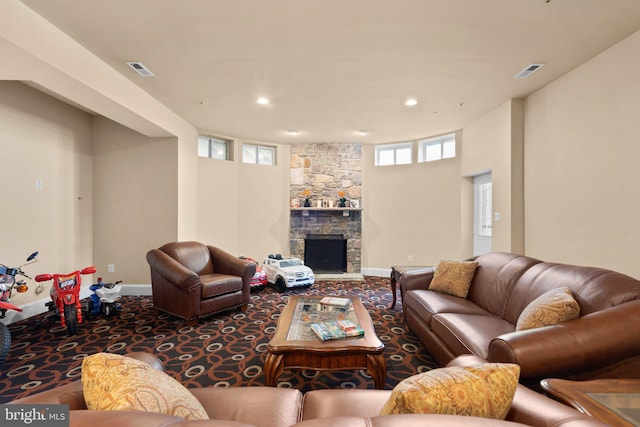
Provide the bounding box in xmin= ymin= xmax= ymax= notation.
xmin=310 ymin=320 xmax=364 ymax=341
xmin=319 ymin=297 xmax=352 ymax=308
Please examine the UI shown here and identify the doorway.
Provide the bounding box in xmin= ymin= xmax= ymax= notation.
xmin=473 ymin=172 xmax=492 ymax=256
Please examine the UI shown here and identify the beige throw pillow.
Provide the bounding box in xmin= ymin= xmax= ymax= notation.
xmin=516 ymin=286 xmax=580 ymax=331
xmin=428 ymin=260 xmax=479 ymax=298
xmin=82 ymin=352 xmax=209 ymax=420
xmin=380 ymin=363 xmax=520 ymax=419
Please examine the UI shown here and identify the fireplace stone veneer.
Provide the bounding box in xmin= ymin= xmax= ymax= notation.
xmin=290 ymin=209 xmax=361 ymax=274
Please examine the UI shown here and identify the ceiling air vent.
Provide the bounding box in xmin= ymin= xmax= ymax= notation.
xmin=127 ymin=61 xmax=154 ymax=77
xmin=514 ymin=63 xmax=544 ymax=79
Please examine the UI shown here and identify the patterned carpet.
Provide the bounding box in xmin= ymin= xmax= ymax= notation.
xmin=0 ymin=276 xmax=437 ymax=403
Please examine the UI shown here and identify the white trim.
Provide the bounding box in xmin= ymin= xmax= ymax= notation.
xmin=121 ymin=284 xmax=152 ymax=296
xmin=361 ymin=267 xmax=391 ymax=277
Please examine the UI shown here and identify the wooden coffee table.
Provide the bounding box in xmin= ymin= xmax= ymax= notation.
xmin=541 ymin=378 xmax=640 ymax=426
xmin=264 ymin=295 xmax=386 ymax=389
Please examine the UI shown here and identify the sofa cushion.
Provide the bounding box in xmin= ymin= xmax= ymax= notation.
xmin=190 ymin=386 xmax=303 ymax=427
xmin=200 ymin=273 xmax=243 ymax=298
xmin=296 ymin=414 xmax=531 ymax=426
xmin=404 ymin=289 xmax=492 ymax=327
xmin=82 ymin=353 xmax=209 ymax=420
xmin=466 ymin=253 xmax=543 ymax=318
xmin=379 ymin=363 xmax=519 ymax=419
xmin=432 ymin=313 xmax=515 ymax=359
xmin=429 ymin=260 xmax=479 ymax=298
xmin=516 ymin=287 xmax=580 ymax=331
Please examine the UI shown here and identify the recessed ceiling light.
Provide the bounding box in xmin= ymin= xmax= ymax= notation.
xmin=287 ymin=129 xmax=300 ymax=135
xmin=256 ymin=97 xmax=270 ymax=105
xmin=357 ymin=130 xmax=368 ymax=136
xmin=405 ymin=99 xmax=418 ymax=107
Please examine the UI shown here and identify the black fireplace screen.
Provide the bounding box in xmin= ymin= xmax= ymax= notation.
xmin=304 ymin=234 xmax=347 ymax=273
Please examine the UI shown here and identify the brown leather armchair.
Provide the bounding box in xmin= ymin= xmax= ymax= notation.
xmin=146 ymin=241 xmax=256 ymax=325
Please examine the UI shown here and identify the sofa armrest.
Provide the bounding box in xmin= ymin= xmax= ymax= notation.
xmin=146 ymin=249 xmax=200 ymax=291
xmin=400 ymin=268 xmax=435 ymax=293
xmin=488 ymin=300 xmax=640 ymax=379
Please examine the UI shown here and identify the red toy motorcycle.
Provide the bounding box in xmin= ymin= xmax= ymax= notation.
xmin=35 ymin=265 xmax=96 ymax=335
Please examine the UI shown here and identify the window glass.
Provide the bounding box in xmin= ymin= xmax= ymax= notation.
xmin=418 ymin=133 xmax=456 ymax=163
xmin=479 ymin=182 xmax=493 ymax=236
xmin=375 ymin=142 xmax=413 ymax=166
xmin=443 ymin=139 xmax=456 ymax=159
xmin=425 ymin=143 xmax=442 ymax=162
xmin=198 ymin=136 xmax=230 ymax=160
xmin=243 ymin=143 xmax=275 ymax=165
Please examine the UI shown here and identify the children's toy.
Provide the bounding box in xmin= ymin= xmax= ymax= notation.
xmin=36 ymin=265 xmax=96 ymax=335
xmin=0 ymin=251 xmax=38 ymax=366
xmin=262 ymin=254 xmax=314 ymax=292
xmin=89 ymin=278 xmax=122 ymax=317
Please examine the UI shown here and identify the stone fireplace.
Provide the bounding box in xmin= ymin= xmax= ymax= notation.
xmin=290 ymin=144 xmax=362 ymax=273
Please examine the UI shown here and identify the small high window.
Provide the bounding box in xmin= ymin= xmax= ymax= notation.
xmin=418 ymin=134 xmax=456 ymax=163
xmin=375 ymin=142 xmax=412 ymax=166
xmin=198 ymin=136 xmax=231 ymax=160
xmin=242 ymin=143 xmax=275 ymax=165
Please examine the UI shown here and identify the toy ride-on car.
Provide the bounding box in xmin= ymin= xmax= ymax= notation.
xmin=239 ymin=256 xmax=267 ymax=292
xmin=262 ymin=254 xmax=314 ymax=293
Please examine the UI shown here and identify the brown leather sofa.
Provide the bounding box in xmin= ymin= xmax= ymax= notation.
xmin=146 ymin=241 xmax=256 ymax=325
xmin=400 ymin=252 xmax=640 ymax=389
xmin=10 ymin=353 xmax=606 ymax=427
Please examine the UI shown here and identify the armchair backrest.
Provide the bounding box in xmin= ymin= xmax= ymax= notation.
xmin=159 ymin=241 xmax=214 ymax=275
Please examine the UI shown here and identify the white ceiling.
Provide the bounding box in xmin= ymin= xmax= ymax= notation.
xmin=19 ymin=0 xmax=640 ymax=144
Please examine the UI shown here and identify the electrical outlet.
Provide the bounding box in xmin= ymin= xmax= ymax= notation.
xmin=107 ymin=264 xmax=115 ymax=273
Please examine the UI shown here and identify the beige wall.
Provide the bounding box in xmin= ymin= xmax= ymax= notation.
xmin=197 ymin=141 xmax=291 ymax=262
xmin=0 ymin=81 xmax=93 ymax=307
xmin=238 ymin=144 xmax=292 ymax=260
xmin=361 ymin=138 xmax=464 ymax=269
xmin=92 ymin=117 xmax=179 ymax=284
xmin=461 ymin=99 xmax=525 ymax=255
xmin=524 ymin=31 xmax=640 ymax=278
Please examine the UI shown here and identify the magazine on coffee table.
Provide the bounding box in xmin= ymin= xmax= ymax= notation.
xmin=310 ymin=320 xmax=365 ymax=341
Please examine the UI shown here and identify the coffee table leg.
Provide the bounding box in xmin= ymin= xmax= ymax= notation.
xmin=264 ymin=352 xmax=284 ymax=387
xmin=367 ymin=353 xmax=387 ymax=390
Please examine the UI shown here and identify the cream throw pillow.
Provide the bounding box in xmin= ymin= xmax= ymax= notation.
xmin=82 ymin=352 xmax=208 ymax=420
xmin=428 ymin=260 xmax=479 ymax=298
xmin=516 ymin=287 xmax=580 ymax=331
xmin=380 ymin=363 xmax=519 ymax=419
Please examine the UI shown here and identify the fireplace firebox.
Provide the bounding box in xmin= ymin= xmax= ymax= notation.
xmin=304 ymin=234 xmax=347 ymax=273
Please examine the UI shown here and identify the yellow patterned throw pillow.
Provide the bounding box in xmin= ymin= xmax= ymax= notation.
xmin=516 ymin=287 xmax=580 ymax=331
xmin=82 ymin=353 xmax=208 ymax=420
xmin=380 ymin=363 xmax=519 ymax=419
xmin=428 ymin=260 xmax=479 ymax=298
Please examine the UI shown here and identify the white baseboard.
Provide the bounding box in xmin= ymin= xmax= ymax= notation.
xmin=362 ymin=267 xmax=391 ymax=277
xmin=120 ymin=284 xmax=152 ymax=296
